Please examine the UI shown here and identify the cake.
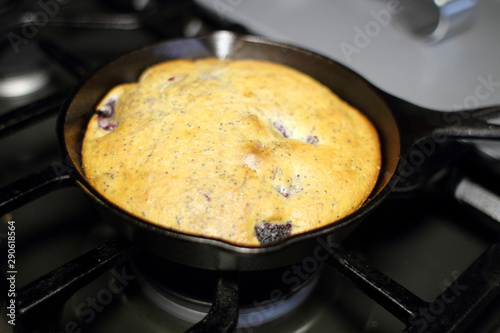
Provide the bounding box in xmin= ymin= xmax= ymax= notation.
xmin=82 ymin=58 xmax=381 ymax=246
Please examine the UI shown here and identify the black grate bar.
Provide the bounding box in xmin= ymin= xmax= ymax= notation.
xmin=326 ymin=245 xmax=427 ymax=325
xmin=327 ymin=239 xmax=500 ymax=333
xmin=17 ymin=237 xmax=139 ymax=332
xmin=186 ymin=272 xmax=239 ymax=333
xmin=403 ymin=238 xmax=500 ymax=333
xmin=0 ymin=164 xmax=74 ymax=216
xmin=39 ymin=39 xmax=94 ymax=79
xmin=2 ymin=0 xmax=192 ymax=32
xmin=0 ymin=91 xmax=70 ymax=138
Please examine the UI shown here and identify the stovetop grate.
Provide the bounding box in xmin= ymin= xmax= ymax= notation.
xmin=3 ymin=223 xmax=499 ymax=332
xmin=1 ymin=2 xmax=500 ymax=332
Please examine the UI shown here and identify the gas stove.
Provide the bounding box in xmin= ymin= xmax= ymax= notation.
xmin=1 ymin=1 xmax=500 ymax=332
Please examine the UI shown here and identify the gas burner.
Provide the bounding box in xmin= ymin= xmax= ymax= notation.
xmin=0 ymin=40 xmax=51 ymax=98
xmin=131 ymin=253 xmax=320 ymax=328
xmin=0 ymin=69 xmax=50 ymax=98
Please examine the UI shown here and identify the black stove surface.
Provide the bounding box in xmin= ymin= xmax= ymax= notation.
xmin=1 ymin=1 xmax=500 ymax=332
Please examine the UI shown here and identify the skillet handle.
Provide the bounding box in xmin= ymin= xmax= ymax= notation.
xmin=380 ymin=91 xmax=500 ymax=150
xmin=427 ymin=105 xmax=500 ymax=140
xmin=0 ymin=162 xmax=74 ymax=215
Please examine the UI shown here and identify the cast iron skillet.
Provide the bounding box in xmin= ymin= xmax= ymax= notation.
xmin=3 ymin=31 xmax=500 ymax=271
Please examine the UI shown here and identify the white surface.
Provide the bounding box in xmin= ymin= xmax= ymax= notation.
xmin=196 ymin=0 xmax=500 ymax=111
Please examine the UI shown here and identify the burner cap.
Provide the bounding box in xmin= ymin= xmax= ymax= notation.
xmin=131 ymin=253 xmax=321 ymax=328
xmin=0 ymin=38 xmax=51 ymax=98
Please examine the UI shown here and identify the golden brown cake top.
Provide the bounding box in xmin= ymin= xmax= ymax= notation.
xmin=82 ymin=58 xmax=381 ymax=246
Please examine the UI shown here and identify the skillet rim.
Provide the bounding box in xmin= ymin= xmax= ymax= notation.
xmin=57 ymin=30 xmax=398 ymax=255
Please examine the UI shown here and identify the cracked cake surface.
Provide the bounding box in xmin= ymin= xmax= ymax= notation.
xmin=82 ymin=58 xmax=381 ymax=246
